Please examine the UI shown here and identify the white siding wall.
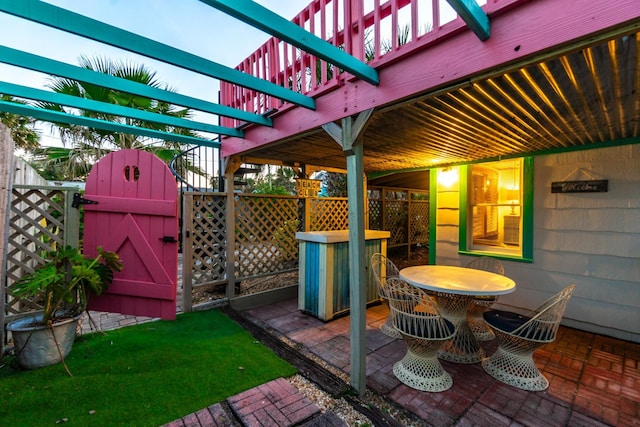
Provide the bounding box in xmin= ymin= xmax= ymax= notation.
xmin=434 ymin=145 xmax=640 ymax=343
xmin=435 ymin=169 xmax=461 ymax=265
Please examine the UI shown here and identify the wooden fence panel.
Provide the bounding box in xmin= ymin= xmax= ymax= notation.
xmin=369 ymin=186 xmax=429 ymax=255
xmin=182 ymin=192 xmax=228 ymax=301
xmin=0 ymin=125 xmax=12 ymax=353
xmin=309 ymin=197 xmax=349 ymax=231
xmin=409 ymin=192 xmax=430 ymax=245
xmin=178 ymin=188 xmax=428 ymax=310
xmin=4 ymin=186 xmax=79 ymax=321
xmin=235 ymin=195 xmax=299 ymax=279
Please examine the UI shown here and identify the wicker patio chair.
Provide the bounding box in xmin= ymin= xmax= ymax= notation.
xmin=370 ymin=253 xmax=403 ymax=338
xmin=385 ymin=276 xmax=456 ymax=392
xmin=465 ymin=257 xmax=505 ymax=341
xmin=481 ymin=284 xmax=576 ymax=391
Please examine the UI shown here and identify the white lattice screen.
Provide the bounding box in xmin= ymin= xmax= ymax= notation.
xmin=4 ymin=186 xmax=79 ymax=319
xmin=180 ymin=188 xmax=428 ymax=310
xmin=188 ymin=193 xmax=227 ymax=286
xmin=6 ymin=187 xmax=428 ymax=315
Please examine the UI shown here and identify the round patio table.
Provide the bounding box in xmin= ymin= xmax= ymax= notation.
xmin=399 ymin=265 xmax=516 ymax=364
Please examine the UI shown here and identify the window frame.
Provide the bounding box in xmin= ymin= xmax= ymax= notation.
xmin=459 ymin=157 xmax=533 ymax=262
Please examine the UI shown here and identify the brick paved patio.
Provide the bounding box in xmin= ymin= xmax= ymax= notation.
xmin=79 ymin=260 xmax=639 ymax=426
xmin=243 ymin=299 xmax=640 ymax=427
xmin=162 ymin=377 xmax=344 ymax=427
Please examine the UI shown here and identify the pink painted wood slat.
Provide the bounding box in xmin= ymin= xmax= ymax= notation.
xmin=84 ymin=195 xmax=176 ymax=216
xmin=84 ymin=149 xmax=178 ymax=320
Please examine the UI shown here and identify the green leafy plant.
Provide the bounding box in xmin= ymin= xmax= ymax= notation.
xmin=11 ymin=246 xmax=123 ymax=326
xmin=271 ymin=219 xmax=299 ymax=263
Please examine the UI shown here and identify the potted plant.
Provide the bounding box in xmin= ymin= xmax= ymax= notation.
xmin=6 ymin=245 xmax=123 ymax=373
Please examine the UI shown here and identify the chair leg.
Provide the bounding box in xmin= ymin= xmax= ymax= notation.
xmin=468 ymin=317 xmax=495 ymax=341
xmin=393 ymin=336 xmax=452 ymax=392
xmin=481 ymin=334 xmax=549 ymax=391
xmin=467 ymin=298 xmax=496 ymax=341
xmin=380 ymin=315 xmax=402 ymax=338
xmin=467 ymin=305 xmax=495 ymax=341
xmin=380 ymin=300 xmax=402 ymax=338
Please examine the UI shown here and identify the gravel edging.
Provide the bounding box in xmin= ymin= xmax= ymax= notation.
xmin=222 ymin=307 xmax=422 ymax=427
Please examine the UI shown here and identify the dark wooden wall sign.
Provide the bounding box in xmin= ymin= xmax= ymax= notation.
xmin=551 ymin=179 xmax=608 ymax=193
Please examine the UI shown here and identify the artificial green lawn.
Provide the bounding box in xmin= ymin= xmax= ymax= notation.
xmin=0 ymin=309 xmax=296 ymax=426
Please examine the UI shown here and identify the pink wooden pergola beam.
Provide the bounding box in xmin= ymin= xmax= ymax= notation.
xmin=222 ymin=0 xmax=639 ymax=157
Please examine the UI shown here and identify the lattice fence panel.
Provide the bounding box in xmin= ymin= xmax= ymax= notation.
xmin=190 ymin=194 xmax=227 ymax=286
xmin=235 ymin=195 xmax=299 ymax=279
xmin=309 ymin=197 xmax=349 ymax=231
xmin=385 ymin=200 xmax=408 ymax=246
xmin=409 ymin=200 xmax=430 ymax=244
xmin=368 ymin=199 xmax=383 ymax=230
xmin=4 ymin=187 xmax=74 ymax=317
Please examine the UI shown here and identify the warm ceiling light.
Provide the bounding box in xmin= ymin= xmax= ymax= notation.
xmin=438 ymin=167 xmax=458 ymax=187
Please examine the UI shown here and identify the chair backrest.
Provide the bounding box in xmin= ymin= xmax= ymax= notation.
xmin=512 ymin=284 xmax=576 ymax=342
xmin=370 ymin=253 xmax=400 ymax=299
xmin=384 ymin=276 xmax=454 ymax=340
xmin=465 ymin=257 xmax=505 ymax=275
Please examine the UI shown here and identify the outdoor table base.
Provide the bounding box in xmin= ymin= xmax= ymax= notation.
xmin=433 ymin=292 xmax=484 ymax=364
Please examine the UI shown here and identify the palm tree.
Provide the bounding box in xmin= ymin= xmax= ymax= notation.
xmin=34 ymin=55 xmax=198 ymax=180
xmin=0 ymin=94 xmax=40 ymax=151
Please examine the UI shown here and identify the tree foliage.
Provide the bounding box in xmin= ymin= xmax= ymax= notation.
xmin=244 ymin=165 xmax=297 ymax=195
xmin=314 ymin=171 xmax=347 ymax=197
xmin=32 ymin=55 xmax=197 ymax=180
xmin=0 ymin=94 xmax=41 ymax=151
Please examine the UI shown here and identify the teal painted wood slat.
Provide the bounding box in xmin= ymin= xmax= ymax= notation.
xmin=332 ymin=240 xmax=382 ymax=315
xmin=0 ymin=46 xmax=272 ymax=127
xmin=0 ymin=81 xmax=242 ymax=138
xmin=0 ymin=101 xmax=221 ymax=148
xmin=364 ymin=240 xmax=382 ymax=304
xmin=333 ymin=242 xmax=350 ymax=314
xmin=446 ymin=0 xmax=490 ymax=40
xmin=299 ymin=237 xmax=384 ymax=320
xmin=201 ymin=0 xmax=379 ymax=86
xmin=303 ymin=242 xmax=321 ymax=317
xmin=0 ymin=0 xmax=316 ymax=110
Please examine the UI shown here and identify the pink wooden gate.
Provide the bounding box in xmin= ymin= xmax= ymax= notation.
xmin=83 ymin=149 xmax=178 ymax=320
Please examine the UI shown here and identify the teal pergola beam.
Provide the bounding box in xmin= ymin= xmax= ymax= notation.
xmin=200 ymin=0 xmax=380 ymax=86
xmin=0 ymin=100 xmax=221 ymax=148
xmin=0 ymin=0 xmax=316 ymax=110
xmin=0 ymin=81 xmax=243 ymax=138
xmin=446 ymin=0 xmax=490 ymax=40
xmin=0 ymin=46 xmax=272 ymax=127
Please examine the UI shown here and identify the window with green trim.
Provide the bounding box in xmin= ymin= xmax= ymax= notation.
xmin=460 ymin=157 xmax=533 ymax=261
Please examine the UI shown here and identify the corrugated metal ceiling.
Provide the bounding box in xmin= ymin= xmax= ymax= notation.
xmin=241 ymin=32 xmax=639 ymax=175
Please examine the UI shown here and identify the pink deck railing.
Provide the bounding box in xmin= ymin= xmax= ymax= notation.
xmin=220 ymin=0 xmax=510 ymax=128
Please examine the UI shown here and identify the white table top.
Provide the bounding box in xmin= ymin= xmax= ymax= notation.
xmin=399 ymin=265 xmax=516 ymax=296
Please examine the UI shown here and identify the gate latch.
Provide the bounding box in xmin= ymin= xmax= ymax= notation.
xmin=161 ymin=236 xmax=178 ymax=243
xmin=72 ymin=193 xmax=99 ymax=208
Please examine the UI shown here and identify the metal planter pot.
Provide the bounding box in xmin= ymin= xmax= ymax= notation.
xmin=7 ymin=313 xmax=81 ymax=370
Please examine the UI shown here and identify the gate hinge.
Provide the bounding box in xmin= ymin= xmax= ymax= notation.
xmin=72 ymin=192 xmax=99 ymax=209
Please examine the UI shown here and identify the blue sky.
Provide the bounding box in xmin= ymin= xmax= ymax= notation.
xmin=0 ymin=0 xmax=305 ymax=146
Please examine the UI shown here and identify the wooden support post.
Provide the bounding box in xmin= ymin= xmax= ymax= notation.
xmin=182 ymin=193 xmax=194 ymax=312
xmin=224 ymin=157 xmax=241 ymax=299
xmin=346 ymin=131 xmax=367 ymax=396
xmin=322 ymin=108 xmax=373 ymax=396
xmin=303 ymin=198 xmax=311 ymax=232
xmin=0 ymin=124 xmax=15 ymax=356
